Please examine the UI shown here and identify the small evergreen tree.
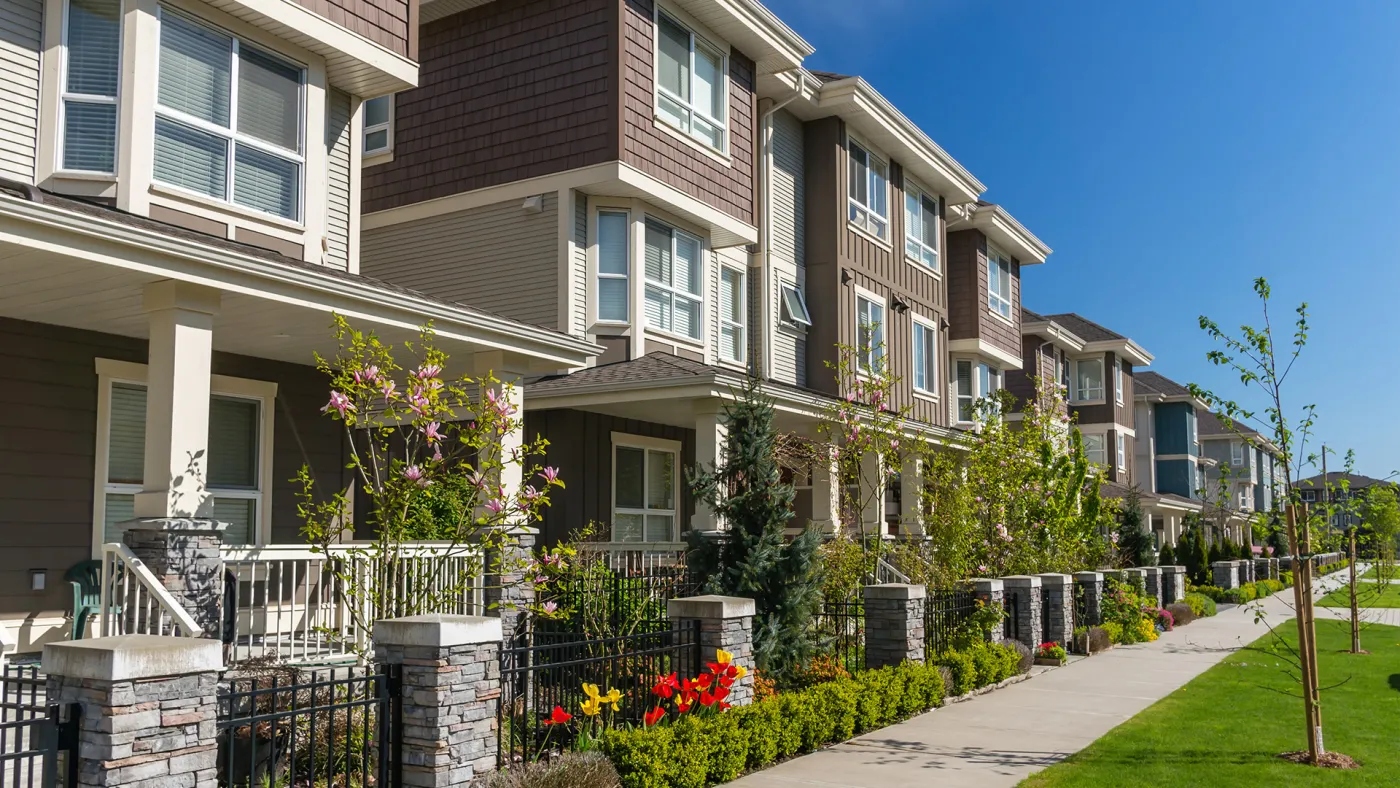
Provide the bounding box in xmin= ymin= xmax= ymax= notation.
xmin=1238 ymin=540 xmax=1253 ymax=560
xmin=1116 ymin=488 xmax=1153 ymax=568
xmin=1193 ymin=529 xmax=1211 ymax=584
xmin=1158 ymin=541 xmax=1177 ymax=567
xmin=687 ymin=378 xmax=824 ymax=680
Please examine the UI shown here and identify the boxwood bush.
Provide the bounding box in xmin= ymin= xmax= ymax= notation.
xmin=1183 ymin=592 xmax=1217 ymax=618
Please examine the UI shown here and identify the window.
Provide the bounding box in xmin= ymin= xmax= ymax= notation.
xmin=1187 ymin=411 xmax=1198 ymax=448
xmin=613 ymin=441 xmax=677 ymax=542
xmin=1116 ymin=432 xmax=1127 ymax=471
xmin=1114 ymin=356 xmax=1124 ymax=404
xmin=904 ymin=184 xmax=939 ymax=271
xmin=719 ymin=266 xmax=745 ymax=363
xmin=100 ymin=382 xmax=265 ymax=547
xmin=643 ymin=219 xmax=704 ymax=340
xmin=1083 ymin=433 xmax=1107 ymax=467
xmin=1231 ymin=441 xmax=1247 ymax=466
xmin=1059 ymin=350 xmax=1070 ymax=393
xmin=1238 ymin=489 xmax=1251 ymax=510
xmin=363 ymin=95 xmax=392 ymax=155
xmin=61 ymin=0 xmax=122 ymax=172
xmin=779 ymin=283 xmax=812 ymax=327
xmin=956 ymin=360 xmax=1001 ymax=422
xmin=1074 ymin=358 xmax=1104 ymax=401
xmin=912 ymin=318 xmax=937 ymax=394
xmin=847 ymin=140 xmax=888 ymax=239
xmin=155 ymin=10 xmax=305 ymax=220
xmin=855 ymin=293 xmax=885 ymax=373
xmin=654 ymin=11 xmax=726 ymax=151
xmin=987 ymin=246 xmax=1013 ymax=318
xmin=1302 ymin=489 xmax=1316 ymax=503
xmin=978 ymin=363 xmax=1003 ymax=416
xmin=597 ymin=211 xmax=630 ymax=322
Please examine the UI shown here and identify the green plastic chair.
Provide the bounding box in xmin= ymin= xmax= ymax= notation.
xmin=66 ymin=560 xmax=117 ymax=640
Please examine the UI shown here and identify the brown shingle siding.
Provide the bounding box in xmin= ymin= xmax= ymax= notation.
xmin=293 ymin=0 xmax=411 ymax=56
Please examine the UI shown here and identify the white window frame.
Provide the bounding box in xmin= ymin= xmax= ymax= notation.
xmin=954 ymin=358 xmax=1001 ymax=423
xmin=1073 ymin=357 xmax=1105 ymax=402
xmin=1231 ymin=440 xmax=1246 ymax=466
xmin=1083 ymin=433 xmax=1108 ymax=468
xmin=719 ymin=264 xmax=746 ymax=365
xmin=90 ymin=358 xmax=277 ymax=557
xmin=362 ymin=94 xmax=393 ymax=156
xmin=904 ymin=180 xmax=940 ymax=273
xmin=1114 ymin=356 xmax=1124 ymax=404
xmin=911 ymin=315 xmax=938 ymax=397
xmin=610 ymin=433 xmax=681 ymax=544
xmin=1238 ymin=488 xmax=1251 ymax=510
xmin=987 ymin=245 xmax=1013 ymax=319
xmin=153 ymin=7 xmax=308 ymax=222
xmin=779 ymin=281 xmax=812 ymax=328
xmin=593 ymin=208 xmax=631 ymax=325
xmin=643 ymin=218 xmax=706 ymax=343
xmin=855 ymin=288 xmax=886 ymax=374
xmin=1116 ymin=432 xmax=1127 ymax=471
xmin=847 ymin=138 xmax=889 ymax=240
xmin=1301 ymin=489 xmax=1316 ymax=503
xmin=59 ymin=0 xmax=123 ymax=175
xmin=652 ymin=7 xmax=728 ymax=153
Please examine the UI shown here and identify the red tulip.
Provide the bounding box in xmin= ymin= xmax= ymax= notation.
xmin=543 ymin=706 xmax=572 ymax=726
xmin=644 ymin=706 xmax=665 ymax=727
xmin=652 ymin=672 xmax=679 ymax=698
xmin=693 ymin=672 xmax=713 ymax=690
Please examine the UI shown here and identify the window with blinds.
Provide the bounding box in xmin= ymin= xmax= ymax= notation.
xmin=987 ymin=247 xmax=1013 ymax=318
xmin=848 ymin=141 xmax=889 ymax=239
xmin=61 ymin=0 xmax=122 ymax=172
xmin=912 ymin=319 xmax=936 ymax=394
xmin=643 ymin=219 xmax=703 ymax=341
xmin=955 ymin=360 xmax=974 ymax=422
xmin=904 ymin=185 xmax=939 ymax=271
xmin=855 ymin=294 xmax=884 ymax=373
xmin=654 ymin=11 xmax=727 ymax=151
xmin=101 ymin=382 xmax=263 ymax=546
xmin=154 ymin=9 xmax=304 ymax=220
xmin=597 ymin=211 xmax=630 ymax=322
xmin=719 ymin=266 xmax=745 ymax=363
xmin=613 ymin=444 xmax=676 ymax=543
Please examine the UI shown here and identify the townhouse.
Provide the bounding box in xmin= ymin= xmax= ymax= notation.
xmin=1294 ymin=472 xmax=1390 ymax=532
xmin=1198 ymin=412 xmax=1285 ymax=519
xmin=1131 ymin=371 xmax=1207 ymax=547
xmin=0 ymin=0 xmax=598 ymax=654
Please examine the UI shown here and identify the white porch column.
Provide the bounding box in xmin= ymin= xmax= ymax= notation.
xmin=809 ymin=444 xmax=842 ymax=535
xmin=691 ymin=400 xmax=727 ymax=532
xmin=899 ymin=451 xmax=926 ymax=537
xmin=473 ymin=351 xmax=532 ymax=632
xmin=859 ymin=450 xmax=886 ymax=537
xmin=133 ymin=281 xmax=220 ymax=520
xmin=473 ymin=351 xmax=526 ymax=507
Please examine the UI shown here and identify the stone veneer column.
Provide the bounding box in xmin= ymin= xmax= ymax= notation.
xmin=1035 ymin=574 xmax=1074 ymax=646
xmin=1269 ymin=558 xmax=1280 ymax=580
xmin=482 ymin=526 xmax=537 ymax=637
xmin=122 ymin=521 xmax=226 ymax=637
xmin=1212 ymin=561 xmax=1240 ymax=589
xmin=374 ymin=614 xmax=503 ymax=788
xmin=44 ymin=635 xmax=221 ymax=788
xmin=863 ymin=584 xmax=925 ymax=669
xmin=668 ymin=596 xmax=755 ymax=707
xmin=1001 ymin=576 xmax=1042 ymax=651
xmin=1253 ymin=558 xmax=1271 ymax=584
xmin=1073 ymin=572 xmax=1103 ymax=626
xmin=1123 ymin=568 xmax=1148 ymax=596
xmin=1142 ymin=567 xmax=1163 ymax=608
xmin=1160 ymin=566 xmax=1186 ymax=605
xmin=972 ymin=579 xmax=1006 ymax=644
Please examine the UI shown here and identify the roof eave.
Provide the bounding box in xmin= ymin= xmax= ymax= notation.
xmin=1021 ymin=319 xmax=1086 ymax=351
xmin=1081 ymin=338 xmax=1153 ymax=366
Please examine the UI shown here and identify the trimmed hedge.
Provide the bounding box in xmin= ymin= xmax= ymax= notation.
xmin=1183 ymin=592 xmax=1217 ymax=618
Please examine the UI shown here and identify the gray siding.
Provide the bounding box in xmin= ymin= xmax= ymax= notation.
xmin=362 ymin=195 xmax=561 ymax=329
xmin=0 ymin=0 xmax=42 ymax=183
xmin=771 ymin=109 xmax=805 ymax=387
xmin=324 ymin=89 xmax=353 ymax=271
xmin=572 ymin=191 xmax=588 ymax=338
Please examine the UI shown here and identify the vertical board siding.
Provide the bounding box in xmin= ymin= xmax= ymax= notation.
xmin=620 ymin=0 xmax=756 ymax=225
xmin=361 ymin=194 xmax=561 ymax=329
xmin=770 ymin=109 xmax=805 ymax=387
xmin=0 ymin=0 xmax=42 ymax=183
xmin=324 ymin=89 xmax=353 ymax=271
xmin=573 ymin=191 xmax=589 ymax=338
xmin=363 ymin=0 xmax=614 ymax=213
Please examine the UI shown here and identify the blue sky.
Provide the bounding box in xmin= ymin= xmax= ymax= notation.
xmin=762 ymin=0 xmax=1400 ymax=480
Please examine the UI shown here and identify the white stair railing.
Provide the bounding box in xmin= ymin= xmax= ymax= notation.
xmin=98 ymin=543 xmax=203 ymax=638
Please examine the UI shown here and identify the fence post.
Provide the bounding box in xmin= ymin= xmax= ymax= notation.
xmin=122 ymin=520 xmax=226 ymax=636
xmin=668 ymin=596 xmax=755 ymax=707
xmin=1212 ymin=561 xmax=1239 ymax=589
xmin=971 ymin=579 xmax=1005 ymax=644
xmin=1000 ymin=576 xmax=1042 ymax=651
xmin=43 ymin=635 xmax=220 ymax=788
xmin=1269 ymin=557 xmax=1280 ymax=580
xmin=1159 ymin=566 xmax=1185 ymax=605
xmin=1141 ymin=567 xmax=1163 ymax=608
xmin=1035 ymin=574 xmax=1073 ymax=647
xmin=1073 ymin=571 xmax=1103 ymax=627
xmin=863 ymin=584 xmax=925 ymax=669
xmin=374 ymin=614 xmax=502 ymax=788
xmin=482 ymin=526 xmax=537 ymax=636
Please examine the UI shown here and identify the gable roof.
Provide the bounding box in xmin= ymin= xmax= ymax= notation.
xmin=1197 ymin=411 xmax=1260 ymax=438
xmin=1040 ymin=313 xmax=1124 ymax=343
xmin=1133 ymin=371 xmax=1204 ymax=407
xmin=1295 ymin=472 xmax=1393 ymax=490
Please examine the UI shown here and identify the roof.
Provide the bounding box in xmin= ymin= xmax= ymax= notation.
xmin=1295 ymin=472 xmax=1394 ymax=490
xmin=528 ymin=353 xmax=714 ymax=395
xmin=1197 ymin=411 xmax=1261 ymax=438
xmin=1021 ymin=306 xmax=1046 ymax=323
xmin=1040 ymin=313 xmax=1125 ymax=344
xmin=1135 ymin=371 xmax=1193 ymax=399
xmin=809 ymin=70 xmax=852 ymax=83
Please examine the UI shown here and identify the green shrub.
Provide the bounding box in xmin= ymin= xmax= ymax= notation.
xmin=938 ymin=649 xmax=977 ymax=696
xmin=1100 ymin=621 xmax=1124 ymax=644
xmin=1259 ymin=578 xmax=1284 ymax=595
xmin=1184 ymin=592 xmax=1217 ymax=618
xmin=1280 ymin=570 xmax=1293 ymax=586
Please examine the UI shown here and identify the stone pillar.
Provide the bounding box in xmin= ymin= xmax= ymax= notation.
xmin=858 ymin=451 xmax=886 ymax=536
xmin=122 ymin=521 xmax=226 ymax=638
xmin=863 ymin=584 xmax=925 ymax=669
xmin=44 ymin=635 xmax=220 ymax=788
xmin=1036 ymin=574 xmax=1074 ymax=646
xmin=972 ymin=579 xmax=1006 ymax=644
xmin=482 ymin=526 xmax=537 ymax=637
xmin=374 ymin=615 xmax=502 ymax=788
xmin=1253 ymin=558 xmax=1270 ymax=584
xmin=1001 ymin=576 xmax=1042 ymax=651
xmin=1142 ymin=567 xmax=1163 ymax=607
xmin=1212 ymin=560 xmax=1239 ymax=589
xmin=1073 ymin=572 xmax=1103 ymax=627
xmin=1160 ymin=566 xmax=1186 ymax=605
xmin=668 ymin=596 xmax=755 ymax=707
xmin=1269 ymin=558 xmax=1280 ymax=580
xmin=690 ymin=400 xmax=728 ymax=532
xmin=809 ymin=444 xmax=842 ymax=535
xmin=898 ymin=453 xmax=926 ymax=537
xmin=1123 ymin=568 xmax=1147 ymax=595
xmin=1239 ymin=559 xmax=1254 ymax=584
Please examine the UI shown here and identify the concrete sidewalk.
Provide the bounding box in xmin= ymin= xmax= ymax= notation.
xmin=722 ymin=571 xmax=1355 ymax=788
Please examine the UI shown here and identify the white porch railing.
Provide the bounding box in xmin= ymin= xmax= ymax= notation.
xmin=98 ymin=543 xmax=203 ymax=638
xmin=221 ymin=543 xmax=485 ymax=663
xmin=576 ymin=542 xmax=689 ymax=572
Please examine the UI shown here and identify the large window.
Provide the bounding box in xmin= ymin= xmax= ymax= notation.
xmin=61 ymin=0 xmax=122 ymax=173
xmin=597 ymin=211 xmax=630 ymax=322
xmin=1116 ymin=432 xmax=1127 ymax=471
xmin=1083 ymin=433 xmax=1107 ymax=467
xmin=719 ymin=265 xmax=745 ymax=363
xmin=655 ymin=11 xmax=726 ymax=151
xmin=904 ymin=184 xmax=939 ymax=271
xmin=363 ymin=95 xmax=392 ymax=155
xmin=855 ymin=293 xmax=885 ymax=373
xmin=779 ymin=283 xmax=812 ymax=327
xmin=613 ymin=441 xmax=677 ymax=543
xmin=987 ymin=246 xmax=1013 ymax=318
xmin=847 ymin=140 xmax=888 ymax=239
xmin=1074 ymin=358 xmax=1104 ymax=401
xmin=1231 ymin=440 xmax=1245 ymax=466
xmin=643 ymin=219 xmax=704 ymax=341
xmin=912 ymin=317 xmax=937 ymax=394
xmin=1114 ymin=356 xmax=1124 ymax=404
xmin=955 ymin=360 xmax=1002 ymax=422
xmin=100 ymin=381 xmax=265 ymax=548
xmin=155 ymin=10 xmax=305 ymax=220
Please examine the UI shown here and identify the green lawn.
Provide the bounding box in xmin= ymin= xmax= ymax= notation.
xmin=1019 ymin=620 xmax=1400 ymax=787
xmin=1359 ymin=565 xmax=1399 ymax=582
xmin=1319 ymin=582 xmax=1400 ymax=608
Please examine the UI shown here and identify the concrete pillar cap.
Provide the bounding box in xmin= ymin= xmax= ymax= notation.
xmin=669 ymin=595 xmax=755 ymax=620
xmin=119 ymin=517 xmax=227 ymax=533
xmin=864 ymin=583 xmax=927 ymax=600
xmin=1073 ymin=571 xmax=1103 ymax=582
xmin=1002 ymin=575 xmax=1042 ymax=588
xmin=375 ymin=614 xmax=502 ymax=648
xmin=1141 ymin=566 xmax=1161 ymax=575
xmin=971 ymin=578 xmax=1004 ymax=592
xmin=44 ymin=635 xmax=221 ymax=681
xmin=1035 ymin=573 xmax=1073 ymax=586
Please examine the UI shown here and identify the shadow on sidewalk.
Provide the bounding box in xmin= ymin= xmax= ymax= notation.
xmin=843 ymin=738 xmax=1074 ymax=773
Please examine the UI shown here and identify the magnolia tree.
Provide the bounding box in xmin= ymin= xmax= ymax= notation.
xmin=296 ymin=316 xmax=562 ymax=652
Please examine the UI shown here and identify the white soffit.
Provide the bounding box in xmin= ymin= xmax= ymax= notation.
xmin=676 ymin=0 xmax=814 ymax=74
xmin=967 ymin=203 xmax=1051 ymax=265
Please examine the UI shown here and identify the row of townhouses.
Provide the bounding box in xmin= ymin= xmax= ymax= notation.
xmin=0 ymin=0 xmax=1282 ymax=656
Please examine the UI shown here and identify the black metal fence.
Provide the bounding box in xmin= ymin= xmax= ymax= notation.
xmin=537 ymin=564 xmax=698 ymax=638
xmin=216 ymin=665 xmax=400 ymax=788
xmin=815 ymin=598 xmax=865 ymax=673
xmin=924 ymin=585 xmax=978 ymax=655
xmin=0 ymin=665 xmax=78 ymax=788
xmin=1003 ymin=593 xmax=1020 ymax=643
xmin=498 ymin=619 xmax=701 ymax=767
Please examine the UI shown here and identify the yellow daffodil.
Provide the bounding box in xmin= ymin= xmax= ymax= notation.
xmin=580 ymin=696 xmax=602 ymax=716
xmin=715 ymin=649 xmax=734 ymax=665
xmin=582 ymin=683 xmax=601 ymax=701
xmin=604 ymin=688 xmax=623 ymax=712
xmin=732 ymin=664 xmax=748 ymax=680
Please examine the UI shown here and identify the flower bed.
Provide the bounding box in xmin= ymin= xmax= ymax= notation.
xmin=1034 ymin=641 xmax=1067 ymax=666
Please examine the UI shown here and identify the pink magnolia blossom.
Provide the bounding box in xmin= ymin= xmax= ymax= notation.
xmin=423 ymin=421 xmax=444 ymax=444
xmin=484 ymin=498 xmax=505 ymax=515
xmin=539 ymin=466 xmax=561 ymax=484
xmin=380 ymin=379 xmax=398 ymax=400
xmin=353 ymin=365 xmax=379 ymax=385
xmin=402 ymin=465 xmax=431 ymax=488
xmin=432 ymin=445 xmax=443 ymax=462
xmin=415 ymin=364 xmax=443 ymax=381
xmin=322 ymin=391 xmax=355 ymax=418
xmin=469 ymin=470 xmax=488 ymax=490
xmin=484 ymin=387 xmax=518 ymax=417
xmin=541 ymin=601 xmax=559 ymax=616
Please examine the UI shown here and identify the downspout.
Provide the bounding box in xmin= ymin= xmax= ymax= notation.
xmin=754 ymin=70 xmax=808 ymax=379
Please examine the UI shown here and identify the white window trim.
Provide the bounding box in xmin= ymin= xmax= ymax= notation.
xmin=90 ymin=358 xmax=277 ymax=557
xmin=1116 ymin=432 xmax=1127 ymax=471
xmin=58 ymin=0 xmax=123 ymax=176
xmin=1072 ymin=357 xmax=1106 ymax=403
xmin=718 ymin=263 xmax=746 ymax=365
xmin=911 ymin=313 xmax=939 ymax=398
xmin=903 ymin=179 xmax=940 ymax=274
xmin=1082 ymin=432 xmax=1108 ymax=468
xmin=643 ymin=217 xmax=707 ymax=345
xmin=591 ymin=206 xmax=631 ymax=327
xmin=1231 ymin=441 xmax=1246 ymax=466
xmin=846 ymin=136 xmax=890 ymax=242
xmin=610 ymin=432 xmax=682 ymax=544
xmin=153 ymin=6 xmax=308 ymax=222
xmin=1114 ymin=356 xmax=1124 ymax=405
xmin=854 ymin=286 xmax=886 ymax=375
xmin=986 ymin=244 xmax=1013 ymax=321
xmin=652 ymin=6 xmax=728 ymax=154
xmin=953 ymin=357 xmax=1003 ymax=425
xmin=362 ymin=94 xmax=393 ymax=159
xmin=778 ymin=281 xmax=812 ymax=329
